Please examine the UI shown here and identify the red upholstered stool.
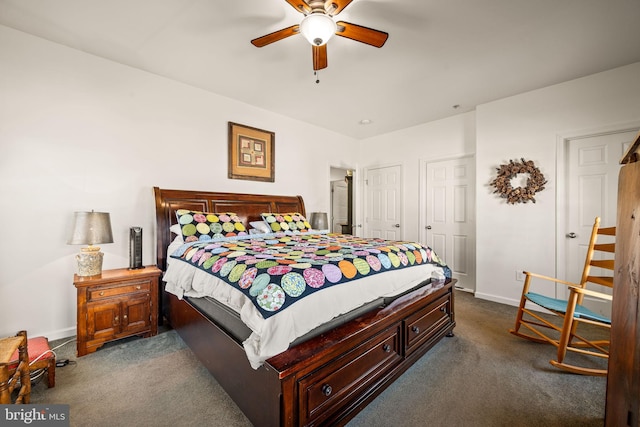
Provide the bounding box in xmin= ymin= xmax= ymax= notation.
xmin=9 ymin=336 xmax=55 ymax=388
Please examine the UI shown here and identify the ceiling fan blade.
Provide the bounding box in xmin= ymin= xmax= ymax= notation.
xmin=329 ymin=0 xmax=354 ymax=16
xmin=335 ymin=21 xmax=388 ymax=48
xmin=312 ymin=44 xmax=328 ymax=70
xmin=251 ymin=25 xmax=300 ymax=47
xmin=284 ymin=0 xmax=311 ymax=14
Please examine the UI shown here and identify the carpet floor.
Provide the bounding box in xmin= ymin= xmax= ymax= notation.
xmin=29 ymin=290 xmax=608 ymax=426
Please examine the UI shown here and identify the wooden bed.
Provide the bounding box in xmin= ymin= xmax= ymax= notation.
xmin=154 ymin=187 xmax=456 ymax=426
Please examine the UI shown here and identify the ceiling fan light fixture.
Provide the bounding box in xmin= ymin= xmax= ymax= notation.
xmin=299 ymin=13 xmax=337 ymax=46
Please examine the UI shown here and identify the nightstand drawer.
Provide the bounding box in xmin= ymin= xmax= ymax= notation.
xmin=88 ymin=280 xmax=150 ymax=301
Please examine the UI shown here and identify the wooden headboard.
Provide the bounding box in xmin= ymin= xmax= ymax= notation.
xmin=153 ymin=187 xmax=306 ymax=271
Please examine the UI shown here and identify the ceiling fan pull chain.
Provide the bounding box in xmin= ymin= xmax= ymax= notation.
xmin=315 ymin=70 xmax=320 ymax=84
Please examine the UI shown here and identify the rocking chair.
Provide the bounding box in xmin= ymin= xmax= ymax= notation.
xmin=509 ymin=217 xmax=615 ymax=375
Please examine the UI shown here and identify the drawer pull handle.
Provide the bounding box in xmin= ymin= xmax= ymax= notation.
xmin=123 ymin=314 xmax=128 ymax=320
xmin=440 ymin=306 xmax=446 ymax=312
xmin=322 ymin=384 xmax=332 ymax=397
xmin=383 ymin=344 xmax=391 ymax=353
xmin=136 ymin=285 xmax=141 ymax=290
xmin=412 ymin=326 xmax=420 ymax=334
xmin=99 ymin=291 xmax=105 ymax=296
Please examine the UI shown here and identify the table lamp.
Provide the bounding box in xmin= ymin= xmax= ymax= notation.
xmin=68 ymin=211 xmax=114 ymax=276
xmin=309 ymin=212 xmax=329 ymax=231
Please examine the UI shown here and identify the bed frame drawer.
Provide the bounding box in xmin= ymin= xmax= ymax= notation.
xmin=404 ymin=293 xmax=452 ymax=355
xmin=298 ymin=325 xmax=402 ymax=426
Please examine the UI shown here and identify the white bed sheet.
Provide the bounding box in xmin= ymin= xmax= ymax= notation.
xmin=163 ymin=238 xmax=444 ymax=369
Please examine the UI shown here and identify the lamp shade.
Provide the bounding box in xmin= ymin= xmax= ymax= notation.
xmin=68 ymin=211 xmax=114 ymax=246
xmin=299 ymin=13 xmax=337 ymax=46
xmin=309 ymin=212 xmax=329 ymax=231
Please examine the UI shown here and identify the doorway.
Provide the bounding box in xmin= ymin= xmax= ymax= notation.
xmin=422 ymin=156 xmax=476 ymax=292
xmin=330 ymin=167 xmax=354 ymax=234
xmin=561 ymin=128 xmax=638 ymax=317
xmin=364 ymin=164 xmax=403 ymax=239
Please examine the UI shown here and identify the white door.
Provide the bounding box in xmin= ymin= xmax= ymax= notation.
xmin=365 ymin=165 xmax=402 ymax=240
xmin=425 ymin=157 xmax=476 ymax=291
xmin=565 ymin=130 xmax=637 ymax=316
xmin=331 ymin=180 xmax=348 ymax=233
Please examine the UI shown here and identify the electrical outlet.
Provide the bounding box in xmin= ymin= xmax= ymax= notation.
xmin=516 ymin=270 xmax=525 ymax=282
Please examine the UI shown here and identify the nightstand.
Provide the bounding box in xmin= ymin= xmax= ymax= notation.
xmin=74 ymin=266 xmax=161 ymax=356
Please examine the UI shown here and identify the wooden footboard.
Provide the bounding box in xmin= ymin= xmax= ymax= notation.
xmin=167 ymin=278 xmax=455 ymax=427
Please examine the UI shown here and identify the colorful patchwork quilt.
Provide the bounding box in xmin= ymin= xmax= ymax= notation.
xmin=170 ymin=233 xmax=451 ymax=318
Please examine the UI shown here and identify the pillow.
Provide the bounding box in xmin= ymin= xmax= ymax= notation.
xmin=169 ymin=223 xmax=184 ymax=244
xmin=170 ymin=223 xmax=182 ymax=236
xmin=260 ymin=212 xmax=311 ymax=233
xmin=249 ymin=220 xmax=270 ymax=234
xmin=175 ymin=209 xmax=247 ymax=242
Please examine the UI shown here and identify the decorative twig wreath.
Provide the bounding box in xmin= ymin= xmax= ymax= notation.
xmin=490 ymin=158 xmax=547 ymax=204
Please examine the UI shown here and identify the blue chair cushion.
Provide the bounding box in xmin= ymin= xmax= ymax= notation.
xmin=525 ymin=292 xmax=611 ymax=324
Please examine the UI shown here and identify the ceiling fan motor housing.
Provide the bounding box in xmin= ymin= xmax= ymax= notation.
xmin=251 ymin=0 xmax=388 ymax=71
xmin=307 ymin=0 xmax=337 ymax=15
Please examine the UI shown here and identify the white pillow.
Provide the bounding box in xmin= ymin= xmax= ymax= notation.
xmin=249 ymin=220 xmax=270 ymax=234
xmin=170 ymin=224 xmax=183 ymax=244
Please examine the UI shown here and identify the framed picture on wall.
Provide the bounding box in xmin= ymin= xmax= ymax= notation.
xmin=228 ymin=122 xmax=275 ymax=182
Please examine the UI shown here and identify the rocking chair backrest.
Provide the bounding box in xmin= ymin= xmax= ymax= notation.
xmin=575 ymin=217 xmax=615 ymax=306
xmin=576 ymin=217 xmax=615 ymax=294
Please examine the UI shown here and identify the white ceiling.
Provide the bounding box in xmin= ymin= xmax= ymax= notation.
xmin=1 ymin=0 xmax=640 ymax=139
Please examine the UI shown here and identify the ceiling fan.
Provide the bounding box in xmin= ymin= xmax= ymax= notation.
xmin=251 ymin=0 xmax=389 ymax=71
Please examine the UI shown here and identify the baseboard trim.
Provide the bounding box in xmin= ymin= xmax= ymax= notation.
xmin=474 ymin=292 xmax=553 ymax=314
xmin=474 ymin=292 xmax=519 ymax=307
xmin=38 ymin=326 xmax=76 ymax=342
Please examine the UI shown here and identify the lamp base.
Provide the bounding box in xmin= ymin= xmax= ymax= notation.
xmin=76 ymin=248 xmax=104 ymax=277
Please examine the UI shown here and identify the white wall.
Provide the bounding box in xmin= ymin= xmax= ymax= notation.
xmin=475 ymin=62 xmax=640 ymax=305
xmin=357 ymin=112 xmax=476 ymax=241
xmin=0 ymin=25 xmax=357 ymax=339
xmin=357 ymin=62 xmax=640 ymax=308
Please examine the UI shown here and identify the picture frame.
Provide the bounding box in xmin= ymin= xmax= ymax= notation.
xmin=228 ymin=122 xmax=275 ymax=182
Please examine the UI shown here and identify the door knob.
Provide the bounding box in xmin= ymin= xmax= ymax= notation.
xmin=393 ymin=224 xmax=400 ymax=228
xmin=426 ymin=225 xmax=432 ymax=230
xmin=566 ymin=232 xmax=577 ymax=238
